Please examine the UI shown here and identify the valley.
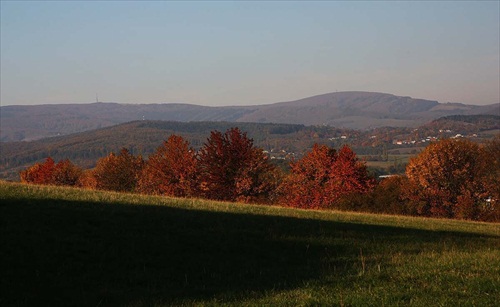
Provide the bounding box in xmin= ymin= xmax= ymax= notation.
xmin=1 ymin=114 xmax=498 ymax=181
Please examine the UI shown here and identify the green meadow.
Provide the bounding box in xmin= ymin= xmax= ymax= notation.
xmin=1 ymin=181 xmax=499 ymax=306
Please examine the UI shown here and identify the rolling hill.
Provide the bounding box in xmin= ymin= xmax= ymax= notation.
xmin=1 ymin=115 xmax=498 ymax=181
xmin=0 ymin=121 xmax=323 ymax=180
xmin=2 ymin=181 xmax=499 ymax=306
xmin=2 ymin=91 xmax=498 ymax=142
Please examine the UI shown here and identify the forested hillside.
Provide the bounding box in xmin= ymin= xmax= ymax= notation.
xmin=0 ymin=121 xmax=322 ymax=180
xmin=2 ymin=115 xmax=499 ymax=181
xmin=2 ymin=91 xmax=498 ymax=142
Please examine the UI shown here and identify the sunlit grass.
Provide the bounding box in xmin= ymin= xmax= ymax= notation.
xmin=1 ymin=181 xmax=499 ymax=306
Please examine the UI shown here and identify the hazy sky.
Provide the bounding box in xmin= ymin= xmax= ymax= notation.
xmin=1 ymin=1 xmax=499 ymax=106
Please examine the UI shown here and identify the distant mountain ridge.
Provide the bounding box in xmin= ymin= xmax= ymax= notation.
xmin=1 ymin=91 xmax=498 ymax=142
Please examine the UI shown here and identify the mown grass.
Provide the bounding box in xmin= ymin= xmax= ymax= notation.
xmin=1 ymin=181 xmax=499 ymax=306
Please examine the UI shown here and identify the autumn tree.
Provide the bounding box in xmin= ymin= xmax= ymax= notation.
xmin=404 ymin=138 xmax=488 ymax=219
xmin=279 ymin=144 xmax=375 ymax=209
xmin=279 ymin=144 xmax=337 ymax=209
xmin=479 ymin=136 xmax=500 ymax=221
xmin=138 ymin=135 xmax=197 ymax=197
xmin=52 ymin=159 xmax=83 ymax=186
xmin=93 ymin=148 xmax=144 ymax=192
xmin=77 ymin=169 xmax=98 ymax=190
xmin=327 ymin=146 xmax=375 ymax=200
xmin=20 ymin=157 xmax=82 ymax=186
xmin=370 ymin=175 xmax=412 ymax=215
xmin=197 ymin=127 xmax=279 ymax=203
xmin=481 ymin=135 xmax=500 ymax=205
xmin=20 ymin=157 xmax=56 ymax=185
xmin=474 ymin=135 xmax=500 ymax=221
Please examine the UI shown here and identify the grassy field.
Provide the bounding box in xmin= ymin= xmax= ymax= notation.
xmin=362 ymin=154 xmax=416 ymax=174
xmin=1 ymin=181 xmax=499 ymax=306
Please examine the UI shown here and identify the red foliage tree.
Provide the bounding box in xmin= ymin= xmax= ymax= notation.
xmin=93 ymin=148 xmax=144 ymax=192
xmin=326 ymin=146 xmax=375 ymax=200
xmin=138 ymin=135 xmax=198 ymax=197
xmin=20 ymin=157 xmax=82 ymax=186
xmin=197 ymin=127 xmax=279 ymax=203
xmin=279 ymin=144 xmax=375 ymax=209
xmin=20 ymin=157 xmax=56 ymax=185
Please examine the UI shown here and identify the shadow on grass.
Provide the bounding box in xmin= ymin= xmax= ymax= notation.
xmin=0 ymin=197 xmax=496 ymax=306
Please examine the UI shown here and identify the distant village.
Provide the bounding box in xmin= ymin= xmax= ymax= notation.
xmin=391 ymin=129 xmax=478 ymax=146
xmin=262 ymin=127 xmax=488 ymax=163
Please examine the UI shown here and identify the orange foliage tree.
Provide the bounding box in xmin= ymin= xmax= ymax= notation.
xmin=370 ymin=175 xmax=412 ymax=215
xmin=197 ymin=127 xmax=279 ymax=203
xmin=404 ymin=138 xmax=490 ymax=219
xmin=52 ymin=159 xmax=83 ymax=186
xmin=138 ymin=135 xmax=198 ymax=197
xmin=479 ymin=135 xmax=500 ymax=221
xmin=481 ymin=136 xmax=500 ymax=198
xmin=93 ymin=148 xmax=144 ymax=192
xmin=279 ymin=144 xmax=375 ymax=209
xmin=20 ymin=157 xmax=56 ymax=185
xmin=77 ymin=169 xmax=98 ymax=190
xmin=20 ymin=157 xmax=82 ymax=186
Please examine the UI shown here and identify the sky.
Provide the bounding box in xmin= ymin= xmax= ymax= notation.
xmin=1 ymin=1 xmax=499 ymax=106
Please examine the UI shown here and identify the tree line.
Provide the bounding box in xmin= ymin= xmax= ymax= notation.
xmin=19 ymin=127 xmax=500 ymax=222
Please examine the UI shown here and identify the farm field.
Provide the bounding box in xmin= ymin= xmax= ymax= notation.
xmin=1 ymin=181 xmax=499 ymax=306
xmin=364 ymin=154 xmax=414 ymax=170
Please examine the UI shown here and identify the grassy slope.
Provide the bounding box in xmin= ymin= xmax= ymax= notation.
xmin=1 ymin=181 xmax=499 ymax=306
